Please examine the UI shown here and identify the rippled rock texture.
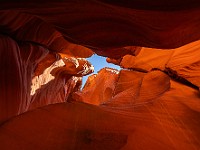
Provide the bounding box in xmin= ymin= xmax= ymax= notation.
xmin=0 ymin=0 xmax=200 ymax=150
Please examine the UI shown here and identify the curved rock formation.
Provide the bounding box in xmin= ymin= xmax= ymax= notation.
xmin=0 ymin=80 xmax=200 ymax=150
xmin=120 ymin=40 xmax=200 ymax=88
xmin=0 ymin=0 xmax=200 ymax=150
xmin=0 ymin=33 xmax=94 ymax=122
xmin=73 ymin=68 xmax=119 ymax=105
xmin=1 ymin=0 xmax=200 ymax=50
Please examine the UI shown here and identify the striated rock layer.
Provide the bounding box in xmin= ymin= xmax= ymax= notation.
xmin=119 ymin=40 xmax=200 ymax=88
xmin=0 ymin=0 xmax=200 ymax=150
xmin=0 ymin=34 xmax=94 ymax=122
xmin=0 ymin=80 xmax=200 ymax=150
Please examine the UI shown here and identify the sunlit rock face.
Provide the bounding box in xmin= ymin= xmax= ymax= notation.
xmin=30 ymin=56 xmax=93 ymax=110
xmin=73 ymin=68 xmax=119 ymax=105
xmin=120 ymin=40 xmax=200 ymax=89
xmin=0 ymin=34 xmax=94 ymax=123
xmin=0 ymin=0 xmax=200 ymax=150
xmin=75 ymin=69 xmax=170 ymax=109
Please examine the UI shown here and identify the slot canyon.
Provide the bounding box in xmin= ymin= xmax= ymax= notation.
xmin=0 ymin=0 xmax=200 ymax=149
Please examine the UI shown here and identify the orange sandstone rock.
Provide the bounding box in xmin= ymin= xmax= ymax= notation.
xmin=0 ymin=0 xmax=200 ymax=149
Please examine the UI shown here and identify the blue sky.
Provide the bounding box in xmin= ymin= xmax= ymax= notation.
xmin=82 ymin=54 xmax=120 ymax=86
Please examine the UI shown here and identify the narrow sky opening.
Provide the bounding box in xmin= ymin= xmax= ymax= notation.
xmin=82 ymin=54 xmax=121 ymax=87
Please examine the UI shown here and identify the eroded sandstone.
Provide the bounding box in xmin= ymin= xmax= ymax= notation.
xmin=0 ymin=0 xmax=200 ymax=150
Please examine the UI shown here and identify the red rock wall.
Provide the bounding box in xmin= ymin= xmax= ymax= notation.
xmin=0 ymin=80 xmax=200 ymax=150
xmin=0 ymin=32 xmax=94 ymax=122
xmin=0 ymin=35 xmax=48 ymax=122
xmin=73 ymin=68 xmax=119 ymax=105
xmin=0 ymin=0 xmax=200 ymax=149
xmin=1 ymin=0 xmax=200 ymax=50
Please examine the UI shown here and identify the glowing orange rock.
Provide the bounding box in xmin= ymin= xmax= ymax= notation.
xmin=0 ymin=1 xmax=200 ymax=149
xmin=120 ymin=40 xmax=200 ymax=88
xmin=0 ymin=34 xmax=94 ymax=122
xmin=0 ymin=79 xmax=200 ymax=150
xmin=73 ymin=68 xmax=119 ymax=105
xmin=103 ymin=70 xmax=170 ymax=108
xmin=30 ymin=56 xmax=94 ymax=110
